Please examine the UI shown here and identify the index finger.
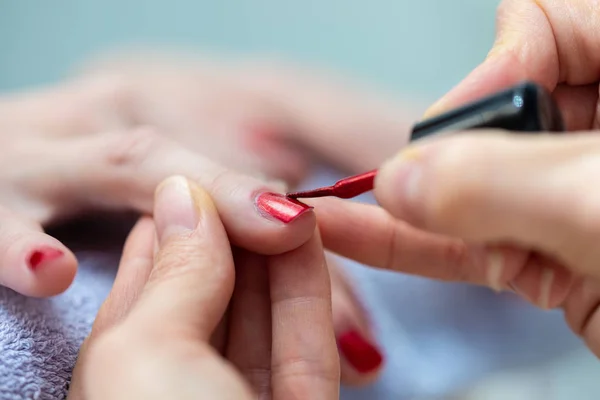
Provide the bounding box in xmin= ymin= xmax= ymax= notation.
xmin=268 ymin=229 xmax=340 ymax=400
xmin=312 ymin=197 xmax=528 ymax=291
xmin=51 ymin=127 xmax=316 ymax=255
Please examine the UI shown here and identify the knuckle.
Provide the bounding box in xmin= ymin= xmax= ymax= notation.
xmin=80 ymin=73 xmax=135 ymax=129
xmin=440 ymin=240 xmax=473 ymax=282
xmin=237 ymin=366 xmax=271 ymax=391
xmin=103 ymin=126 xmax=166 ymax=169
xmin=148 ymin=235 xmax=232 ymax=288
xmin=271 ymin=355 xmax=340 ymax=392
xmin=204 ymin=167 xmax=245 ymax=199
xmin=149 ymin=236 xmax=201 ymax=282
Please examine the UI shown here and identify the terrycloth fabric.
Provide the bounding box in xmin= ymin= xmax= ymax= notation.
xmin=0 ymin=217 xmax=128 ymax=400
xmin=0 ymin=171 xmax=586 ymax=400
xmin=0 ymin=252 xmax=117 ymax=400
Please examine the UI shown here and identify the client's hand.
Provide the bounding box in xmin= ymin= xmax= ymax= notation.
xmin=76 ymin=51 xmax=420 ymax=181
xmin=0 ymin=123 xmax=319 ymax=297
xmin=0 ymin=60 xmax=395 ymax=384
xmin=68 ymin=177 xmax=339 ymax=400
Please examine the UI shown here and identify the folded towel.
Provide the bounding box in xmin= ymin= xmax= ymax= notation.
xmin=0 ymin=253 xmax=116 ymax=400
xmin=0 ymin=215 xmax=130 ymax=400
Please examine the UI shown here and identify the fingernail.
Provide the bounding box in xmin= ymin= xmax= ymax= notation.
xmin=155 ymin=176 xmax=198 ymax=244
xmin=338 ymin=330 xmax=384 ymax=374
xmin=255 ymin=192 xmax=313 ymax=224
xmin=378 ymin=146 xmax=425 ymax=213
xmin=395 ymin=149 xmax=423 ymax=206
xmin=28 ymin=246 xmax=64 ymax=270
xmin=486 ymin=250 xmax=504 ymax=292
xmin=538 ymin=268 xmax=555 ymax=310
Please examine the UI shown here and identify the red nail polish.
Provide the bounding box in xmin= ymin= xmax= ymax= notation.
xmin=338 ymin=330 xmax=383 ymax=374
xmin=28 ymin=246 xmax=64 ymax=270
xmin=255 ymin=192 xmax=313 ymax=223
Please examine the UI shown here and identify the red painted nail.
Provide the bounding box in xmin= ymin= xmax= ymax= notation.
xmin=255 ymin=192 xmax=313 ymax=223
xmin=338 ymin=330 xmax=384 ymax=374
xmin=28 ymin=246 xmax=64 ymax=270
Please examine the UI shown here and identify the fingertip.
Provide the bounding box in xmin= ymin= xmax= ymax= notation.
xmin=220 ymin=188 xmax=316 ymax=255
xmin=24 ymin=240 xmax=78 ymax=297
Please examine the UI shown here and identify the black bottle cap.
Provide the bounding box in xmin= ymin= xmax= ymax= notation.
xmin=410 ymin=81 xmax=565 ymax=141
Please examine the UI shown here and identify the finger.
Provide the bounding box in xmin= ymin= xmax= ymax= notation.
xmin=49 ymin=127 xmax=315 ymax=255
xmin=0 ymin=206 xmax=77 ymax=297
xmin=509 ymin=252 xmax=574 ymax=310
xmin=552 ymin=84 xmax=600 ymax=131
xmin=92 ymin=216 xmax=155 ymax=335
xmin=0 ymin=76 xmax=129 ymax=137
xmin=424 ymin=0 xmax=600 ymax=118
xmin=269 ymin=229 xmax=339 ymax=399
xmin=311 ymin=197 xmax=528 ymax=290
xmin=129 ymin=176 xmax=235 ymax=339
xmin=82 ymin=53 xmax=422 ymax=172
xmin=318 ymin=196 xmax=567 ymax=309
xmin=563 ymin=279 xmax=600 ymax=356
xmin=226 ymin=249 xmax=272 ymax=396
xmin=80 ymin=177 xmax=252 ymax=399
xmin=327 ymin=255 xmax=384 ymax=385
xmin=69 ymin=216 xmax=155 ymax=400
xmin=375 ymin=131 xmax=600 ymax=280
xmin=234 ymin=60 xmax=422 ymax=172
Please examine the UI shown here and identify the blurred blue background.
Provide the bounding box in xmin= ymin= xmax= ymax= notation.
xmin=2 ymin=1 xmax=599 ymax=399
xmin=1 ymin=0 xmax=495 ymax=100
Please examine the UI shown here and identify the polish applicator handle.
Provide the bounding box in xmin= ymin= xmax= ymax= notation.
xmin=287 ymin=81 xmax=565 ymax=200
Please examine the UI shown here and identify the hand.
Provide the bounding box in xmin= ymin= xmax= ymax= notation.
xmin=77 ymin=51 xmax=421 ymax=178
xmin=1 ymin=51 xmax=418 ymax=186
xmin=0 ymin=65 xmax=388 ymax=384
xmin=68 ymin=176 xmax=339 ymax=400
xmin=0 ymin=122 xmax=319 ymax=297
xmin=422 ymin=0 xmax=600 ymax=131
xmin=334 ymin=0 xmax=600 ymax=356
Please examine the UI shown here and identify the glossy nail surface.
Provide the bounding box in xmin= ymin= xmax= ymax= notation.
xmin=338 ymin=330 xmax=383 ymax=374
xmin=255 ymin=192 xmax=313 ymax=223
xmin=28 ymin=246 xmax=64 ymax=270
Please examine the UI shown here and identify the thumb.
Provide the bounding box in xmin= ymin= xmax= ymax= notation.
xmin=374 ymin=131 xmax=600 ymax=280
xmin=128 ymin=176 xmax=235 ymax=339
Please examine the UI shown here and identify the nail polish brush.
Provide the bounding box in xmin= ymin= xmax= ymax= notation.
xmin=287 ymin=81 xmax=565 ymax=200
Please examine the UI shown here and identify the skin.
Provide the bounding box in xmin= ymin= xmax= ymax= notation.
xmin=67 ymin=177 xmax=339 ymax=399
xmin=63 ymin=0 xmax=600 ymax=393
xmin=331 ymin=0 xmax=600 ymax=356
xmin=0 ymin=58 xmax=423 ymax=384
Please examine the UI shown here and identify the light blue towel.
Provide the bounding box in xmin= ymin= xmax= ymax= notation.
xmin=0 ymin=170 xmax=584 ymax=400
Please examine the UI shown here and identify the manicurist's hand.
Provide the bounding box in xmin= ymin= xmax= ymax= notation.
xmin=67 ymin=176 xmax=339 ymax=400
xmin=313 ymin=0 xmax=600 ymax=356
